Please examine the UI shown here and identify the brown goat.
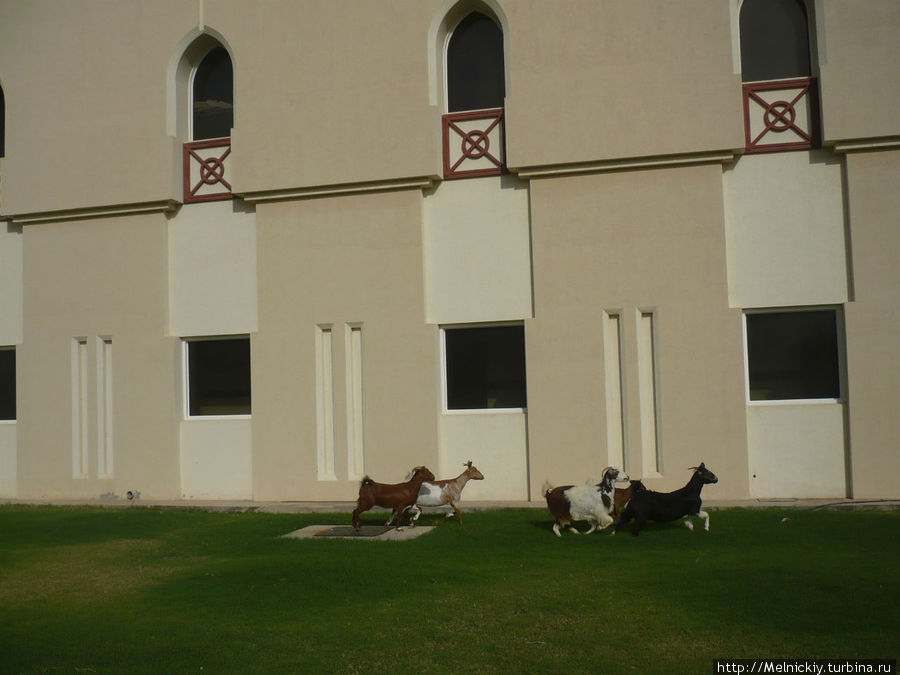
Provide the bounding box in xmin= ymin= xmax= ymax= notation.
xmin=613 ymin=479 xmax=647 ymax=518
xmin=351 ymin=466 xmax=436 ymax=531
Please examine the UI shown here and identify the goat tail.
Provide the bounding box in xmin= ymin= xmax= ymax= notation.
xmin=360 ymin=475 xmax=374 ymax=487
xmin=541 ymin=479 xmax=554 ymax=498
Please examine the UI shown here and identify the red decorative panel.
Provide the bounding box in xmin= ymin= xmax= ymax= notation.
xmin=183 ymin=138 xmax=233 ymax=203
xmin=743 ymin=78 xmax=820 ymax=154
xmin=442 ymin=108 xmax=506 ymax=179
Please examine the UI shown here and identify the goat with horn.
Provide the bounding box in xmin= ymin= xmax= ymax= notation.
xmin=386 ymin=460 xmax=485 ymax=526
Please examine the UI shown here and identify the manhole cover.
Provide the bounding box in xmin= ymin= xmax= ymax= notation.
xmin=315 ymin=526 xmax=392 ymax=538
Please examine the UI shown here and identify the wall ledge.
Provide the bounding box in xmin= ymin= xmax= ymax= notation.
xmin=512 ymin=150 xmax=736 ymax=179
xmin=829 ymin=136 xmax=900 ymax=154
xmin=4 ymin=200 xmax=180 ymax=226
xmin=239 ymin=176 xmax=435 ymax=204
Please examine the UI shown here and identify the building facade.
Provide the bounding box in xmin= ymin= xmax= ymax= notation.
xmin=0 ymin=0 xmax=898 ymax=503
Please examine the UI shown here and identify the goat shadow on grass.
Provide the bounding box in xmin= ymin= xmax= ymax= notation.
xmin=530 ymin=519 xmax=617 ymax=536
xmin=351 ymin=513 xmax=451 ymax=530
xmin=529 ymin=519 xmax=693 ymax=537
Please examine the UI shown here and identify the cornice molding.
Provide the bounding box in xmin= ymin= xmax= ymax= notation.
xmin=829 ymin=136 xmax=900 ymax=154
xmin=240 ymin=176 xmax=435 ymax=204
xmin=512 ymin=151 xmax=736 ymax=179
xmin=4 ymin=200 xmax=180 ymax=226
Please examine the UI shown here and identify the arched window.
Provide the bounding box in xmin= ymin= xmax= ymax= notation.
xmin=440 ymin=8 xmax=507 ymax=179
xmin=740 ymin=0 xmax=811 ymax=82
xmin=446 ymin=11 xmax=505 ymax=113
xmin=177 ymin=35 xmax=234 ymax=202
xmin=192 ymin=46 xmax=233 ymax=140
xmin=738 ymin=0 xmax=819 ymax=153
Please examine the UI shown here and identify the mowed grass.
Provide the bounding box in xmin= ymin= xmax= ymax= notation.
xmin=1 ymin=506 xmax=897 ymax=674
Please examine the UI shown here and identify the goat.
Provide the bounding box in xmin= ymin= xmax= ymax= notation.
xmin=386 ymin=461 xmax=485 ymax=526
xmin=613 ymin=479 xmax=646 ymax=518
xmin=351 ymin=466 xmax=436 ymax=531
xmin=614 ymin=463 xmax=718 ymax=536
xmin=544 ymin=467 xmax=629 ymax=536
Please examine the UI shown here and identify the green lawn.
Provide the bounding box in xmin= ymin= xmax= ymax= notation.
xmin=1 ymin=505 xmax=897 ymax=674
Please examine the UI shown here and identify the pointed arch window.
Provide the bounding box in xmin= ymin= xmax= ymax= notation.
xmin=192 ymin=46 xmax=233 ymax=141
xmin=182 ymin=41 xmax=234 ymax=203
xmin=447 ymin=12 xmax=505 ymax=113
xmin=442 ymin=10 xmax=507 ymax=179
xmin=739 ymin=0 xmax=819 ymax=154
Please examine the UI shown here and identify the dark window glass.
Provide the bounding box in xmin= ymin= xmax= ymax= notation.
xmin=445 ymin=325 xmax=526 ymax=410
xmin=740 ymin=0 xmax=811 ymax=82
xmin=187 ymin=337 xmax=251 ymax=416
xmin=0 ymin=85 xmax=5 ymax=157
xmin=0 ymin=349 xmax=14 ymax=420
xmin=192 ymin=46 xmax=233 ymax=140
xmin=447 ymin=12 xmax=505 ymax=113
xmin=746 ymin=310 xmax=840 ymax=401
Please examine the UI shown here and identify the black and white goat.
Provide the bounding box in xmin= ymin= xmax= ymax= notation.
xmin=614 ymin=463 xmax=718 ymax=536
xmin=544 ymin=467 xmax=628 ymax=536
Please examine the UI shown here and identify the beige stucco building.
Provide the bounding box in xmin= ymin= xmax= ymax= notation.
xmin=0 ymin=0 xmax=897 ymax=503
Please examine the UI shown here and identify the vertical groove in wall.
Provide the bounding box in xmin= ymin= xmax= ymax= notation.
xmin=71 ymin=338 xmax=88 ymax=478
xmin=345 ymin=324 xmax=365 ymax=480
xmin=603 ymin=311 xmax=626 ymax=471
xmin=315 ymin=325 xmax=336 ymax=480
xmin=96 ymin=337 xmax=113 ymax=478
xmin=637 ymin=311 xmax=661 ymax=475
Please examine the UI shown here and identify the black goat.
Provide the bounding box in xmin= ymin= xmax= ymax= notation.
xmin=614 ymin=463 xmax=718 ymax=536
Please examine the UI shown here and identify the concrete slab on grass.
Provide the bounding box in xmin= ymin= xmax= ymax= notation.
xmin=281 ymin=525 xmax=435 ymax=541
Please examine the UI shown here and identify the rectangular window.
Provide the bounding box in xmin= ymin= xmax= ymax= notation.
xmin=185 ymin=336 xmax=251 ymax=416
xmin=745 ymin=309 xmax=841 ymax=401
xmin=444 ymin=324 xmax=527 ymax=410
xmin=0 ymin=348 xmax=14 ymax=421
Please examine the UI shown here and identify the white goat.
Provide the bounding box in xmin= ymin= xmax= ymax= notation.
xmin=543 ymin=467 xmax=629 ymax=536
xmin=386 ymin=461 xmax=485 ymax=526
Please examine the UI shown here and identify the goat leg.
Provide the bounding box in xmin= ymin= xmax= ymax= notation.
xmin=699 ymin=510 xmax=710 ymax=531
xmin=351 ymin=507 xmax=365 ymax=531
xmin=631 ymin=515 xmax=646 ymax=536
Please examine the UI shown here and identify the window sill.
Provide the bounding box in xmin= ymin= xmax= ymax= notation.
xmin=747 ymin=398 xmax=843 ymax=407
xmin=442 ymin=407 xmax=526 ymax=416
xmin=184 ymin=414 xmax=252 ymax=422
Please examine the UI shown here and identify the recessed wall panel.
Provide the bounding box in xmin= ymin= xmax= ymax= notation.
xmin=315 ymin=325 xmax=336 ymax=481
xmin=603 ymin=311 xmax=626 ymax=472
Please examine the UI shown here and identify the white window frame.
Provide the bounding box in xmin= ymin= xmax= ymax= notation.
xmin=182 ymin=335 xmax=252 ymax=420
xmin=188 ymin=45 xmax=232 ymax=142
xmin=442 ymin=9 xmax=507 ymax=114
xmin=440 ymin=321 xmax=527 ymax=415
xmin=742 ymin=305 xmax=846 ymax=406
